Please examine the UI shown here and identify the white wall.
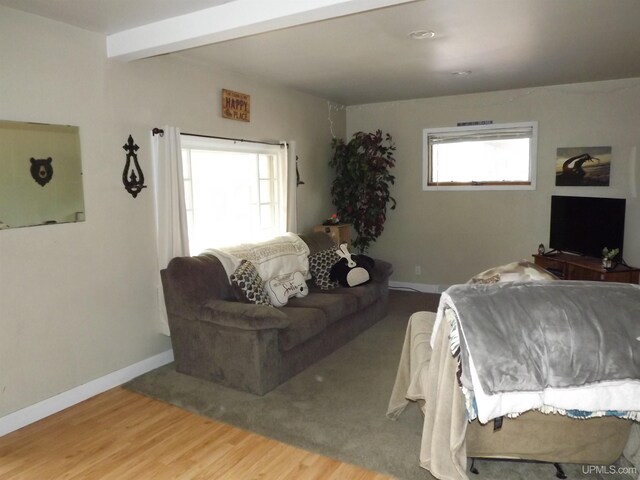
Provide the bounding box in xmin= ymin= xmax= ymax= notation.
xmin=0 ymin=7 xmax=344 ymax=417
xmin=347 ymin=79 xmax=640 ymax=284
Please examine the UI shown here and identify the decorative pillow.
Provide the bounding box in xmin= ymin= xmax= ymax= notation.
xmin=468 ymin=260 xmax=558 ymax=284
xmin=229 ymin=260 xmax=271 ymax=305
xmin=329 ymin=243 xmax=374 ymax=288
xmin=265 ymin=271 xmax=308 ymax=307
xmin=309 ymin=249 xmax=340 ymax=290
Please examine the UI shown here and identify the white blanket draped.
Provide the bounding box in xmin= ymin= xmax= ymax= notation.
xmin=203 ymin=232 xmax=310 ymax=282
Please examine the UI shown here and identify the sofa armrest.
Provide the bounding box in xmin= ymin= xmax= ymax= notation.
xmin=370 ymin=258 xmax=393 ymax=282
xmin=196 ymin=300 xmax=290 ymax=331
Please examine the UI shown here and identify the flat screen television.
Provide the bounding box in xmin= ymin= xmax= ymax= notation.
xmin=549 ymin=195 xmax=626 ymax=258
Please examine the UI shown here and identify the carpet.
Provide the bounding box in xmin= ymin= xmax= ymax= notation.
xmin=125 ymin=290 xmax=635 ymax=480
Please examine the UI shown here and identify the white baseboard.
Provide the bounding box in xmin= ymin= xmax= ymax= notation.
xmin=390 ymin=280 xmax=450 ymax=294
xmin=0 ymin=349 xmax=174 ymax=437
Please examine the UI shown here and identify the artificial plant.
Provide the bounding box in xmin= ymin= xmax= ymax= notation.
xmin=329 ymin=130 xmax=397 ymax=253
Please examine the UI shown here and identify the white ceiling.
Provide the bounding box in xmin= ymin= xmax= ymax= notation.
xmin=0 ymin=0 xmax=236 ymax=34
xmin=3 ymin=0 xmax=640 ymax=105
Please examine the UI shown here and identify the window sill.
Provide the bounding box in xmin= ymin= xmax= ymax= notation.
xmin=422 ymin=183 xmax=536 ymax=191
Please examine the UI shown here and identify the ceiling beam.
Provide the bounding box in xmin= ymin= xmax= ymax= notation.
xmin=107 ymin=0 xmax=417 ymax=61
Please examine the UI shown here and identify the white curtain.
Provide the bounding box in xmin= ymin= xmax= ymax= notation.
xmin=151 ymin=126 xmax=190 ymax=336
xmin=285 ymin=140 xmax=298 ymax=233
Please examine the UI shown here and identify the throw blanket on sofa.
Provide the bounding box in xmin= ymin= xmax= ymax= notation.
xmin=204 ymin=232 xmax=310 ymax=282
xmin=433 ymin=281 xmax=640 ymax=423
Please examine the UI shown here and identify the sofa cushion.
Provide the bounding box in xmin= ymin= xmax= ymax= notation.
xmin=201 ymin=300 xmax=289 ymax=330
xmin=369 ymin=259 xmax=393 ymax=283
xmin=309 ymin=248 xmax=340 ymax=290
xmin=298 ymin=231 xmax=337 ymax=256
xmin=229 ymin=260 xmax=272 ymax=305
xmin=286 ymin=292 xmax=358 ymax=325
xmin=337 ymin=281 xmax=382 ymax=309
xmin=278 ymin=307 xmax=328 ymax=351
xmin=165 ymin=254 xmax=234 ymax=307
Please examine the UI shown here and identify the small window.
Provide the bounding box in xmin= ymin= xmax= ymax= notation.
xmin=423 ymin=121 xmax=537 ymax=190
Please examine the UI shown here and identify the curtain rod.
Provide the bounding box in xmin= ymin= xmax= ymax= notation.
xmin=151 ymin=128 xmax=285 ymax=147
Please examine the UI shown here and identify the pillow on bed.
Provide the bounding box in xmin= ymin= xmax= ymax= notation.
xmin=468 ymin=260 xmax=557 ymax=284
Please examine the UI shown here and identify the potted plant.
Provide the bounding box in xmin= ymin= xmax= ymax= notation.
xmin=329 ymin=130 xmax=397 ymax=253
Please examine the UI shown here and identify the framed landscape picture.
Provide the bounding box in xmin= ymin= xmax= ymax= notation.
xmin=555 ymin=146 xmax=611 ymax=186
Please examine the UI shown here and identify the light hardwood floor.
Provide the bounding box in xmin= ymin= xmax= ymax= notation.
xmin=0 ymin=388 xmax=392 ymax=480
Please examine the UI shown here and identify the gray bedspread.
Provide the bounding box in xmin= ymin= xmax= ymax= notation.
xmin=445 ymin=281 xmax=640 ymax=394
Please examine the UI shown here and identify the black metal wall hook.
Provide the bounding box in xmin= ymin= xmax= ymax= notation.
xmin=296 ymin=155 xmax=305 ymax=186
xmin=122 ymin=134 xmax=146 ymax=198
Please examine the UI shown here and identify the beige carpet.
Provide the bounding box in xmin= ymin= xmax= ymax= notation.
xmin=126 ymin=290 xmax=634 ymax=480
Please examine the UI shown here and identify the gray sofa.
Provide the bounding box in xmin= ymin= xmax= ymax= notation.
xmin=161 ymin=232 xmax=393 ymax=395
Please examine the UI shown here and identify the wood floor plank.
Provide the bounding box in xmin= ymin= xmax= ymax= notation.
xmin=0 ymin=388 xmax=391 ymax=480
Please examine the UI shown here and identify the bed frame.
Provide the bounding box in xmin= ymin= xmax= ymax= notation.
xmin=466 ymin=411 xmax=632 ymax=477
xmin=390 ymin=310 xmax=634 ymax=480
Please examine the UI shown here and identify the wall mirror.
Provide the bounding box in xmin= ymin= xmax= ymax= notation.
xmin=0 ymin=120 xmax=85 ymax=230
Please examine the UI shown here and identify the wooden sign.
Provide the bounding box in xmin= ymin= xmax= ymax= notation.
xmin=222 ymin=89 xmax=250 ymax=122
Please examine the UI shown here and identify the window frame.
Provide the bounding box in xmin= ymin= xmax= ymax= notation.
xmin=180 ymin=135 xmax=287 ymax=253
xmin=422 ymin=121 xmax=538 ymax=191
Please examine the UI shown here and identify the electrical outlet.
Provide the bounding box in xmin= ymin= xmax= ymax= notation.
xmin=415 ymin=265 xmax=422 ymax=276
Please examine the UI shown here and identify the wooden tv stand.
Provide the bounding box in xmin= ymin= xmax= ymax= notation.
xmin=533 ymin=253 xmax=640 ymax=283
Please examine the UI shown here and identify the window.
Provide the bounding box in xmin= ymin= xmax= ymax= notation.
xmin=423 ymin=121 xmax=537 ymax=190
xmin=181 ymin=136 xmax=288 ymax=254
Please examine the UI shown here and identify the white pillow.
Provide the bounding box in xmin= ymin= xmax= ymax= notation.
xmin=265 ymin=271 xmax=308 ymax=307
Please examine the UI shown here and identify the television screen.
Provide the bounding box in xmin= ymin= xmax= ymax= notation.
xmin=549 ymin=195 xmax=626 ymax=258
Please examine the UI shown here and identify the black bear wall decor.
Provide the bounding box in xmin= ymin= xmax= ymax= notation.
xmin=30 ymin=157 xmax=54 ymax=186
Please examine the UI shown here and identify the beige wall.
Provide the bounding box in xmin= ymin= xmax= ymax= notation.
xmin=4 ymin=3 xmax=639 ymax=418
xmin=0 ymin=123 xmax=84 ymax=228
xmin=0 ymin=7 xmax=344 ymax=417
xmin=347 ymin=79 xmax=640 ymax=285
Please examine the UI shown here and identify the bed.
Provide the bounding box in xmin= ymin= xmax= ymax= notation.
xmin=388 ymin=277 xmax=640 ymax=480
